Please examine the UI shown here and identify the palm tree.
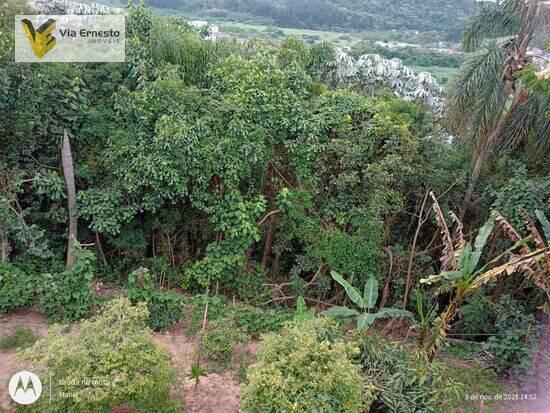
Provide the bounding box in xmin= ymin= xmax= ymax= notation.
xmin=447 ymin=0 xmax=549 ymax=219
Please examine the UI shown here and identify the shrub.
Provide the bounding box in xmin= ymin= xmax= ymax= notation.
xmin=146 ymin=290 xmax=185 ymax=330
xmin=483 ymin=295 xmax=539 ymax=376
xmin=228 ymin=303 xmax=292 ymax=338
xmin=185 ymin=294 xmax=229 ymax=336
xmin=22 ymin=298 xmax=181 ymax=412
xmin=0 ymin=262 xmax=35 ymax=315
xmin=39 ymin=249 xmax=96 ymax=321
xmin=200 ymin=317 xmax=247 ymax=362
xmin=241 ymin=318 xmax=371 ymax=413
xmin=126 ymin=267 xmax=184 ymax=330
xmin=185 ymin=297 xmax=292 ymax=338
xmin=353 ymin=333 xmax=457 ymax=412
xmin=458 ymin=294 xmax=496 ymax=337
xmin=0 ymin=324 xmax=37 ymax=350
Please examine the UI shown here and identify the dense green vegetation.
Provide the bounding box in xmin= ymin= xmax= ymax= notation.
xmin=143 ymin=0 xmax=477 ymax=41
xmin=0 ymin=0 xmax=548 ymax=412
xmin=352 ymin=42 xmax=464 ymax=68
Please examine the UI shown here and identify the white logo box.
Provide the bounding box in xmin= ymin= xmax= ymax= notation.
xmin=15 ymin=14 xmax=126 ymax=63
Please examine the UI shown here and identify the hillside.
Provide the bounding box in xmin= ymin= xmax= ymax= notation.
xmin=143 ymin=0 xmax=478 ymax=40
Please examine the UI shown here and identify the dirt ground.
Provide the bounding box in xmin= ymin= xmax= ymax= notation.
xmin=0 ymin=309 xmax=48 ymax=413
xmin=153 ymin=320 xmax=258 ymax=413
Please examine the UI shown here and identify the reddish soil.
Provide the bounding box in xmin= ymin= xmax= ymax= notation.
xmin=0 ymin=308 xmax=49 ymax=412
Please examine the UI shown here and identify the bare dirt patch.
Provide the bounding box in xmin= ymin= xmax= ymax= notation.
xmin=153 ymin=320 xmax=246 ymax=413
xmin=0 ymin=308 xmax=49 ymax=412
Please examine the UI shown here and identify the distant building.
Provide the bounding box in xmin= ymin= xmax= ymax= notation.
xmin=188 ymin=20 xmax=220 ymax=42
xmin=527 ymin=47 xmax=549 ymax=69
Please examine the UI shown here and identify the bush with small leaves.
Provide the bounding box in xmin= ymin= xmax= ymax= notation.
xmin=22 ymin=298 xmax=181 ymax=412
xmin=0 ymin=262 xmax=35 ymax=315
xmin=126 ymin=267 xmax=184 ymax=330
xmin=200 ymin=317 xmax=248 ymax=362
xmin=39 ymin=249 xmax=96 ymax=321
xmin=483 ymin=295 xmax=540 ymax=377
xmin=241 ymin=318 xmax=372 ymax=413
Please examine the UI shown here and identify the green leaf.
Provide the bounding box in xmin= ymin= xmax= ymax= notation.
xmin=362 ymin=276 xmax=379 ymax=309
xmin=470 ymin=216 xmax=495 ymax=271
xmin=535 ymin=210 xmax=550 ymax=243
xmin=296 ymin=296 xmax=307 ymax=314
xmin=357 ymin=313 xmax=376 ymax=331
xmin=322 ymin=306 xmax=359 ymax=318
xmin=420 ymin=271 xmax=462 ymax=284
xmin=375 ymin=308 xmax=414 ymax=320
xmin=458 ymin=242 xmax=473 ymax=274
xmin=330 ymin=271 xmax=364 ymax=308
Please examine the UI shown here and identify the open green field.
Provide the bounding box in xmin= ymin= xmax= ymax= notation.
xmin=76 ymin=1 xmax=462 ymax=86
xmin=219 ymin=21 xmax=411 ymax=47
xmin=410 ymin=65 xmax=459 ymax=85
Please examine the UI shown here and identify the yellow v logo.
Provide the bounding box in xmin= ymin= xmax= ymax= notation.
xmin=21 ymin=19 xmax=57 ymax=58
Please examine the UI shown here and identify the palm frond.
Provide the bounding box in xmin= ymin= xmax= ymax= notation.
xmin=462 ymin=0 xmax=524 ymax=52
xmin=450 ymin=212 xmax=465 ymax=257
xmin=471 ymin=248 xmax=549 ymax=289
xmin=530 ymin=95 xmax=550 ymax=158
xmin=521 ymin=209 xmax=546 ymax=249
xmin=424 ymin=302 xmax=458 ymax=361
xmin=492 ymin=210 xmax=532 ymax=254
xmin=470 ymin=63 xmax=506 ymax=139
xmin=447 ymin=40 xmax=513 ymax=138
xmin=497 ymin=91 xmax=542 ymax=153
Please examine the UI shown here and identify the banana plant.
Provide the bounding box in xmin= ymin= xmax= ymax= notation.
xmin=323 ymin=271 xmax=413 ymax=331
xmin=294 ymin=296 xmax=316 ymax=321
xmin=420 ymin=193 xmax=549 ymax=361
xmin=413 ymin=290 xmax=438 ymax=347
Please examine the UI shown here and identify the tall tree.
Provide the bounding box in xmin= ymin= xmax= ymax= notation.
xmin=61 ymin=129 xmax=77 ymax=268
xmin=447 ymin=0 xmax=549 ymax=219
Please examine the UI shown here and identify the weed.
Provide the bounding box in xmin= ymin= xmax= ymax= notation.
xmin=0 ymin=325 xmax=37 ymax=350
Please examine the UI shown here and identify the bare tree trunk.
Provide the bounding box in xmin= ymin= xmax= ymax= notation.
xmin=61 ymin=129 xmax=77 ymax=268
xmin=459 ymin=149 xmax=486 ymax=221
xmin=0 ymin=230 xmax=9 ymax=263
xmin=379 ymin=246 xmax=393 ymax=309
xmin=95 ymin=231 xmax=108 ymax=266
xmin=261 ymin=218 xmax=274 ymax=268
xmin=261 ymin=165 xmax=275 ymax=268
xmin=403 ymin=190 xmax=429 ymax=309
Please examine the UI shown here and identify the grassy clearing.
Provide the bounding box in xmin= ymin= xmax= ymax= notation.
xmin=0 ymin=324 xmax=38 ymax=350
xmin=446 ymin=363 xmax=510 ymax=413
xmin=411 ymin=65 xmax=458 ymax=85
